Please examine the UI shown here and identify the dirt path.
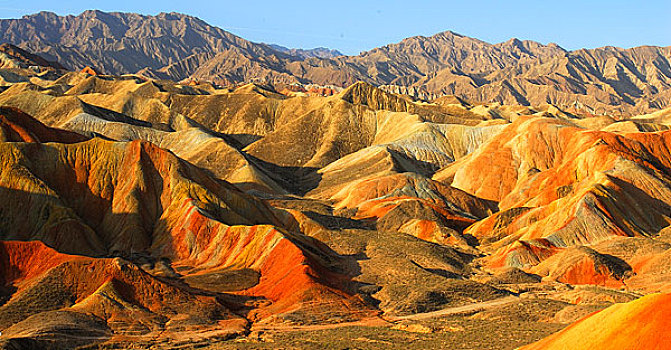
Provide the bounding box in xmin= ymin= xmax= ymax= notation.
xmin=250 ymin=316 xmax=391 ymax=333
xmin=250 ymin=295 xmax=519 ymax=333
xmin=388 ymin=295 xmax=519 ymax=321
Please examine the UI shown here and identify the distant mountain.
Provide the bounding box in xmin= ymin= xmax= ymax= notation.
xmin=0 ymin=43 xmax=65 ymax=70
xmin=0 ymin=10 xmax=305 ymax=85
xmin=2 ymin=11 xmax=670 ymax=115
xmin=268 ymin=44 xmax=342 ymax=59
xmin=285 ymin=32 xmax=671 ymax=115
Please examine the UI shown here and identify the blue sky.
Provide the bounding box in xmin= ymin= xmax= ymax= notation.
xmin=1 ymin=0 xmax=669 ymax=55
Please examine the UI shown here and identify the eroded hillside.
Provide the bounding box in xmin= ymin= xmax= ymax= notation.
xmin=2 ymin=59 xmax=671 ymax=349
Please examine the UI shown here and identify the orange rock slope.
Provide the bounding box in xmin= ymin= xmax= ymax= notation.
xmin=434 ymin=115 xmax=671 ymax=286
xmin=330 ymin=173 xmax=496 ymax=245
xmin=520 ymin=293 xmax=671 ymax=350
xmin=0 ymin=240 xmax=239 ymax=335
xmin=0 ymin=111 xmax=373 ymax=343
xmin=0 ymin=106 xmax=88 ymax=143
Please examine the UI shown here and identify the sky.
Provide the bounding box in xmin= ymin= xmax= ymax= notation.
xmin=1 ymin=0 xmax=669 ymax=55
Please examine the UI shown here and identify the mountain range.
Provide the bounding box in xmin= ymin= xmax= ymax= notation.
xmin=1 ymin=10 xmax=670 ymax=115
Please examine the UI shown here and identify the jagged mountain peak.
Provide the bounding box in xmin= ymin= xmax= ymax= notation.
xmin=268 ymin=44 xmax=343 ymax=59
xmin=1 ymin=10 xmax=670 ymax=115
xmin=0 ymin=42 xmax=65 ymax=70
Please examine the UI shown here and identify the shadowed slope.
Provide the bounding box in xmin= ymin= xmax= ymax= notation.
xmin=0 ymin=240 xmax=243 ymax=346
xmin=0 ymin=138 xmax=282 ymax=255
xmin=0 ymin=106 xmax=87 ymax=143
xmin=0 ymin=115 xmax=374 ymax=336
xmin=0 ymin=43 xmax=65 ymax=70
xmin=0 ymin=78 xmax=504 ymax=195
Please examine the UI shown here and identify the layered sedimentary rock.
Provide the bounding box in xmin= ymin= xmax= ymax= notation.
xmin=0 ymin=114 xmax=374 ymax=347
xmin=0 ymin=106 xmax=87 ymax=143
xmin=0 ymin=240 xmax=243 ymax=341
xmin=432 ymin=115 xmax=671 ymax=291
xmin=3 ymin=60 xmax=671 ymax=347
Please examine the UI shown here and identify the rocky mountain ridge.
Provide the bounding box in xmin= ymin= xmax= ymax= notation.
xmin=1 ymin=11 xmax=670 ymax=115
xmin=268 ymin=44 xmax=343 ymax=59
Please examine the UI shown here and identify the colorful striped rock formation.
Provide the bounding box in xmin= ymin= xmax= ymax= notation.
xmin=3 ymin=58 xmax=671 ymax=348
xmin=0 ymin=111 xmax=373 ymax=347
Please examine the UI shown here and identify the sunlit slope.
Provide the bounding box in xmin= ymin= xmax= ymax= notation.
xmin=520 ymin=293 xmax=671 ymax=350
